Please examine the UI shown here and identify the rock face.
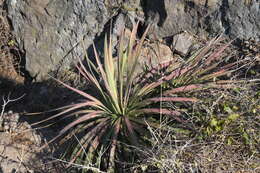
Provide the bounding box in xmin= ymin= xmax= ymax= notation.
xmin=5 ymin=0 xmax=259 ymax=81
xmin=142 ymin=0 xmax=260 ymax=41
xmin=6 ymin=0 xmax=110 ymax=81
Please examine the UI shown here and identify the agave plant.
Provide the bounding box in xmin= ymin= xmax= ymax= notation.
xmin=34 ymin=23 xmax=244 ymax=172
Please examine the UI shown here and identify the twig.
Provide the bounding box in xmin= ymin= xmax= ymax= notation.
xmin=0 ymin=93 xmax=25 ymax=119
xmin=49 ymin=157 xmax=106 ymax=173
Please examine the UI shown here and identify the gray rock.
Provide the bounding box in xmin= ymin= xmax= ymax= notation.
xmin=0 ymin=111 xmax=19 ymax=133
xmin=6 ymin=0 xmax=259 ymax=81
xmin=141 ymin=0 xmax=260 ymax=41
xmin=6 ymin=0 xmax=110 ymax=81
xmin=172 ymin=31 xmax=197 ymax=56
xmin=0 ymin=118 xmax=49 ymax=173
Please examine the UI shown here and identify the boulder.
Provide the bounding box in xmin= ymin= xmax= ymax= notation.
xmin=141 ymin=0 xmax=260 ymax=41
xmin=6 ymin=0 xmax=259 ymax=81
xmin=6 ymin=0 xmax=110 ymax=81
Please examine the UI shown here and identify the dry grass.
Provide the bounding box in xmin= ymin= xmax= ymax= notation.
xmin=132 ymin=76 xmax=259 ymax=172
xmin=0 ymin=7 xmax=24 ymax=85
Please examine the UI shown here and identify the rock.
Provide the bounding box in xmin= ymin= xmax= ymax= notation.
xmin=114 ymin=28 xmax=180 ymax=75
xmin=0 ymin=111 xmax=51 ymax=173
xmin=172 ymin=31 xmax=198 ymax=56
xmin=6 ymin=0 xmax=110 ymax=81
xmin=141 ymin=0 xmax=260 ymax=41
xmin=140 ymin=43 xmax=175 ymax=68
xmin=6 ymin=0 xmax=259 ymax=81
xmin=5 ymin=0 xmax=144 ymax=81
xmin=0 ymin=111 xmax=19 ymax=133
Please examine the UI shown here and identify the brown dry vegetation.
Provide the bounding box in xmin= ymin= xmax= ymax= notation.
xmin=0 ymin=6 xmax=24 ymax=87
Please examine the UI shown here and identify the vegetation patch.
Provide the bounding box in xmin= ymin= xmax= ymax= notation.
xmin=28 ymin=23 xmax=260 ymax=172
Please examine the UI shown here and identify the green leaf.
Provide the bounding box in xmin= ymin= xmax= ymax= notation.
xmin=224 ymin=105 xmax=233 ymax=114
xmin=227 ymin=113 xmax=240 ymax=121
xmin=242 ymin=132 xmax=250 ymax=144
xmin=210 ymin=118 xmax=218 ymax=127
xmin=227 ymin=137 xmax=234 ymax=145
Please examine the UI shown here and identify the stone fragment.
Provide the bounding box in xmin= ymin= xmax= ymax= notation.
xmin=172 ymin=32 xmax=197 ymax=56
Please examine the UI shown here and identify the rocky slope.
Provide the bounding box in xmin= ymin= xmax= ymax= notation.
xmin=5 ymin=0 xmax=259 ymax=81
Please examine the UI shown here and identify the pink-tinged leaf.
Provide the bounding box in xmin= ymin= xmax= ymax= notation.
xmin=140 ymin=60 xmax=174 ymax=77
xmin=207 ymin=83 xmax=235 ymax=89
xmin=126 ymin=22 xmax=139 ymax=67
xmin=76 ymin=62 xmax=113 ymax=110
xmin=215 ymin=80 xmax=243 ymax=84
xmin=135 ymin=24 xmax=150 ymax=58
xmin=141 ymin=108 xmax=181 ymax=116
xmin=76 ymin=64 xmax=101 ymax=91
xmin=24 ymin=104 xmax=77 ymax=116
xmin=194 ymin=63 xmax=219 ymax=76
xmin=163 ymin=84 xmax=202 ymax=95
xmin=102 ymin=36 xmax=121 ymax=112
xmin=66 ymin=120 xmax=110 ymax=166
xmin=186 ymin=41 xmax=213 ymax=64
xmin=76 ymin=64 xmax=90 ymax=81
xmin=164 ymin=66 xmax=192 ymax=81
xmin=82 ymin=118 xmax=109 ymax=159
xmin=59 ymin=120 xmax=98 ymax=142
xmin=88 ymin=121 xmax=110 ymax=154
xmin=77 ymin=61 xmax=107 ymax=95
xmin=200 ymin=69 xmax=227 ymax=80
xmin=205 ymin=41 xmax=232 ymax=66
xmin=43 ymin=114 xmax=106 ymax=151
xmin=146 ymin=97 xmax=199 ymax=102
xmin=124 ymin=117 xmax=138 ymax=145
xmin=38 ymin=116 xmax=107 ymax=152
xmin=136 ymin=60 xmax=177 ymax=84
xmin=50 ymin=76 xmax=103 ymax=106
xmin=64 ymin=121 xmax=105 ymax=167
xmin=108 ymin=119 xmax=121 ymax=172
xmin=141 ymin=108 xmax=186 ymax=123
xmin=219 ymin=62 xmax=237 ymax=70
xmin=125 ymin=24 xmax=150 ymax=101
xmin=59 ymin=111 xmax=103 ymax=136
xmin=77 ymin=59 xmax=98 ymax=82
xmin=31 ymin=102 xmax=96 ymax=126
xmin=92 ymin=44 xmax=110 ymax=91
xmin=138 ymin=80 xmax=164 ymax=96
xmin=85 ymin=119 xmax=110 ymax=144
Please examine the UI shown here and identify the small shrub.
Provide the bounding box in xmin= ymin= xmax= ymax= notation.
xmin=34 ymin=24 xmax=246 ymax=172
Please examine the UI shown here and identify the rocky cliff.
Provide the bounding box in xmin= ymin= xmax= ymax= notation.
xmin=5 ymin=0 xmax=259 ymax=81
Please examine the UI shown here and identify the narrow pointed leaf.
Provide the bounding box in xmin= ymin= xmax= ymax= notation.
xmin=31 ymin=102 xmax=96 ymax=126
xmin=108 ymin=119 xmax=121 ymax=172
xmin=163 ymin=84 xmax=202 ymax=95
xmin=146 ymin=97 xmax=199 ymax=103
xmin=124 ymin=117 xmax=138 ymax=146
xmin=59 ymin=111 xmax=103 ymax=136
